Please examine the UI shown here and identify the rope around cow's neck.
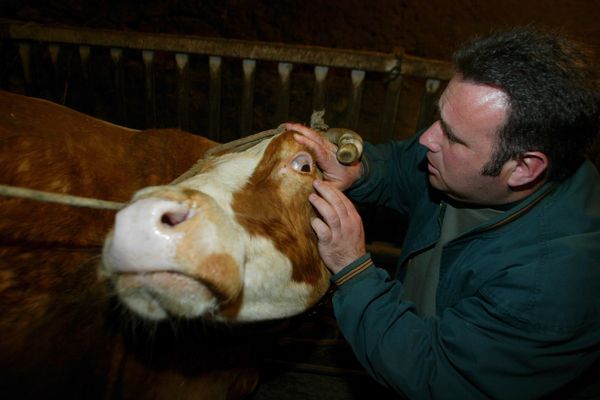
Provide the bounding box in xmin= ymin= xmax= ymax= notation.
xmin=0 ymin=112 xmax=363 ymax=210
xmin=0 ymin=128 xmax=281 ymax=211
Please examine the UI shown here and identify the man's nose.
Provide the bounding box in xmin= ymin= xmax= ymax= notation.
xmin=419 ymin=121 xmax=442 ymax=152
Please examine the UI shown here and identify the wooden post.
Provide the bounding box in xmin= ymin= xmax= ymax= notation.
xmin=48 ymin=43 xmax=61 ymax=102
xmin=416 ymin=78 xmax=441 ymax=131
xmin=241 ymin=58 xmax=256 ymax=136
xmin=142 ymin=50 xmax=156 ymax=128
xmin=276 ymin=62 xmax=293 ymax=124
xmin=347 ymin=69 xmax=365 ymax=130
xmin=110 ymin=47 xmax=126 ymax=125
xmin=17 ymin=42 xmax=32 ymax=96
xmin=378 ymin=70 xmax=403 ymax=143
xmin=209 ymin=55 xmax=222 ymax=140
xmin=313 ymin=65 xmax=328 ymax=113
xmin=175 ymin=52 xmax=189 ymax=131
xmin=78 ymin=45 xmax=93 ymax=115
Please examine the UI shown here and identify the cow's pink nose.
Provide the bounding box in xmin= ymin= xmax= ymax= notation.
xmin=105 ymin=198 xmax=191 ymax=272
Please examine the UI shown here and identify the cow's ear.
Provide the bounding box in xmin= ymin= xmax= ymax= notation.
xmin=507 ymin=151 xmax=548 ymax=188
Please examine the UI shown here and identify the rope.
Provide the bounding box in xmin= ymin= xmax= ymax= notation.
xmin=0 ymin=127 xmax=283 ymax=210
xmin=0 ymin=184 xmax=126 ymax=210
xmin=0 ymin=112 xmax=359 ymax=210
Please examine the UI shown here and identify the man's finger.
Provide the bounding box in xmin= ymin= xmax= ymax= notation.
xmin=312 ymin=180 xmax=351 ymax=217
xmin=285 ymin=123 xmax=321 ymax=141
xmin=287 ymin=123 xmax=337 ymax=152
xmin=309 ymin=192 xmax=342 ymax=230
xmin=310 ymin=217 xmax=332 ymax=243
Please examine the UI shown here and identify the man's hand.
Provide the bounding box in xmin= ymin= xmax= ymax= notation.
xmin=286 ymin=123 xmax=362 ymax=191
xmin=308 ymin=180 xmax=366 ymax=274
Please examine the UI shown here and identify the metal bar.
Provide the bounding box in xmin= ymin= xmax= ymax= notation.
xmin=175 ymin=52 xmax=189 ymax=131
xmin=48 ymin=43 xmax=60 ymax=102
xmin=241 ymin=58 xmax=256 ymax=135
xmin=276 ymin=62 xmax=292 ymax=124
xmin=402 ymin=54 xmax=454 ymax=80
xmin=48 ymin=43 xmax=59 ymax=66
xmin=79 ymin=45 xmax=90 ymax=79
xmin=0 ymin=19 xmax=416 ymax=75
xmin=208 ymin=55 xmax=222 ymax=140
xmin=142 ymin=50 xmax=156 ymax=128
xmin=347 ymin=69 xmax=365 ymax=130
xmin=416 ymin=78 xmax=442 ymax=131
xmin=17 ymin=41 xmax=32 ymax=95
xmin=378 ymin=71 xmax=403 ymax=142
xmin=78 ymin=45 xmax=93 ymax=114
xmin=313 ymin=65 xmax=328 ymax=112
xmin=110 ymin=47 xmax=125 ymax=125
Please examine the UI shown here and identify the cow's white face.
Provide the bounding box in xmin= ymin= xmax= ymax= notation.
xmin=101 ymin=131 xmax=330 ymax=322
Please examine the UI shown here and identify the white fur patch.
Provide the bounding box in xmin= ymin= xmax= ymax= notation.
xmin=177 ymin=138 xmax=271 ymax=216
xmin=222 ymin=234 xmax=313 ymax=322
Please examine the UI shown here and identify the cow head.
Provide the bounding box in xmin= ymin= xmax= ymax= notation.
xmin=101 ymin=130 xmax=331 ymax=323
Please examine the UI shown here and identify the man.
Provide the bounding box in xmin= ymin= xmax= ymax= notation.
xmin=288 ymin=26 xmax=600 ymax=399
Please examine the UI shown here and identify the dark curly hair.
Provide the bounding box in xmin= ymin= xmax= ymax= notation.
xmin=453 ymin=26 xmax=600 ymax=181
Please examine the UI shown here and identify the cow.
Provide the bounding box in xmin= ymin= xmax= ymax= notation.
xmin=0 ymin=90 xmax=357 ymax=399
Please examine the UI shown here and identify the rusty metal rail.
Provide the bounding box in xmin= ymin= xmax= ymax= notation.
xmin=0 ymin=18 xmax=453 ymax=142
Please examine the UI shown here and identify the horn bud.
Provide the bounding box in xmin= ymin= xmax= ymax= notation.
xmin=323 ymin=128 xmax=364 ymax=165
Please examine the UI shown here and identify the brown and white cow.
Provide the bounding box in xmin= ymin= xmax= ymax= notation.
xmin=0 ymin=90 xmax=339 ymax=399
xmin=101 ymin=129 xmax=330 ymax=323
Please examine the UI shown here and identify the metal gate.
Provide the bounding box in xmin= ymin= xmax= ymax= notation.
xmin=0 ymin=19 xmax=452 ymax=145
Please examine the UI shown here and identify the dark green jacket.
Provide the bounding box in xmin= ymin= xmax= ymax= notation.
xmin=333 ymin=133 xmax=600 ymax=399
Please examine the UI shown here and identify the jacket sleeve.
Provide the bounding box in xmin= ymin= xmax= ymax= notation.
xmin=331 ymin=256 xmax=596 ymax=400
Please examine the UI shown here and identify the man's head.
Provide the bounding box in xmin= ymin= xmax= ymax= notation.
xmin=456 ymin=26 xmax=600 ymax=181
xmin=420 ymin=26 xmax=600 ymax=204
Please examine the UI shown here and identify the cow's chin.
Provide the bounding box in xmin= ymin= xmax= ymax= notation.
xmin=113 ymin=271 xmax=220 ymax=321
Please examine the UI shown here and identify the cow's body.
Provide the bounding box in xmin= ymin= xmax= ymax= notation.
xmin=0 ymin=91 xmax=329 ymax=398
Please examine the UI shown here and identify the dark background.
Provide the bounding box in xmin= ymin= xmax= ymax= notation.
xmin=1 ymin=2 xmax=599 ymax=398
xmin=2 ymin=1 xmax=600 ymax=141
xmin=2 ymin=0 xmax=600 ymax=62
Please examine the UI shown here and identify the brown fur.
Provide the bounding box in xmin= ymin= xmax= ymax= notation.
xmin=232 ymin=131 xmax=330 ymax=306
xmin=0 ymin=91 xmax=265 ymax=399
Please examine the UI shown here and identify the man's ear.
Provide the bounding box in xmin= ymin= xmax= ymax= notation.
xmin=507 ymin=152 xmax=549 ymax=189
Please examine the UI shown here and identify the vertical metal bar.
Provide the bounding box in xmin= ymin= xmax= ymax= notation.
xmin=347 ymin=69 xmax=365 ymax=130
xmin=276 ymin=62 xmax=293 ymax=124
xmin=79 ymin=45 xmax=91 ymax=79
xmin=416 ymin=78 xmax=441 ymax=131
xmin=312 ymin=65 xmax=328 ymax=112
xmin=48 ymin=43 xmax=60 ymax=102
xmin=240 ymin=58 xmax=256 ymax=136
xmin=110 ymin=47 xmax=125 ymax=125
xmin=209 ymin=55 xmax=222 ymax=140
xmin=175 ymin=52 xmax=189 ymax=131
xmin=142 ymin=50 xmax=156 ymax=128
xmin=78 ymin=45 xmax=93 ymax=114
xmin=378 ymin=70 xmax=403 ymax=142
xmin=18 ymin=41 xmax=32 ymax=95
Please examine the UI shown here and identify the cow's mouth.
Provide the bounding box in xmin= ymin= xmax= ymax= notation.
xmin=114 ymin=270 xmax=222 ymax=320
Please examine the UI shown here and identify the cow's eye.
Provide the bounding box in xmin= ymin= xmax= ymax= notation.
xmin=291 ymin=153 xmax=313 ymax=174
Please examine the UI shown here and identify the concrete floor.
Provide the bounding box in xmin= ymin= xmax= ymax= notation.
xmin=250 ymin=312 xmax=401 ymax=400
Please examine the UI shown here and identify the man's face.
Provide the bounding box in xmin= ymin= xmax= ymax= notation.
xmin=419 ymin=75 xmax=512 ymax=204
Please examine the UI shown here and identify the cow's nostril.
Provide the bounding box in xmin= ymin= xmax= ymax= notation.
xmin=161 ymin=210 xmax=190 ymax=227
